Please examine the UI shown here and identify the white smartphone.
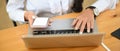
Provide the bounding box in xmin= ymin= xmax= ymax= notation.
xmin=31 ymin=17 xmax=49 ymax=28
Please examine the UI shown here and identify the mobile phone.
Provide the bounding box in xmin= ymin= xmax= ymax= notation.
xmin=31 ymin=17 xmax=49 ymax=28
xmin=111 ymin=28 xmax=120 ymax=39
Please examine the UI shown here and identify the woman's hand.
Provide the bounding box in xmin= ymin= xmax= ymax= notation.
xmin=24 ymin=11 xmax=53 ymax=28
xmin=72 ymin=8 xmax=95 ymax=34
xmin=24 ymin=11 xmax=36 ymax=27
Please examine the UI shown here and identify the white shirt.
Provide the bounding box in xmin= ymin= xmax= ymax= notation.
xmin=6 ymin=0 xmax=119 ymax=22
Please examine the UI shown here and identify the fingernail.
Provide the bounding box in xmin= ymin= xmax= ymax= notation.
xmin=32 ymin=16 xmax=36 ymax=19
xmin=87 ymin=30 xmax=90 ymax=33
xmin=79 ymin=32 xmax=83 ymax=34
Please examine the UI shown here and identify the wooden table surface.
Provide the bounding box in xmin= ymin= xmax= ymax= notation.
xmin=0 ymin=3 xmax=120 ymax=51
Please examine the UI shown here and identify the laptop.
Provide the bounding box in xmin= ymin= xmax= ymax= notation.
xmin=22 ymin=18 xmax=104 ymax=48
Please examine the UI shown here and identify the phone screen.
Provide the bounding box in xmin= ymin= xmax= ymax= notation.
xmin=32 ymin=17 xmax=49 ymax=28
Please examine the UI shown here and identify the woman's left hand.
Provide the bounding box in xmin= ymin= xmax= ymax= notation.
xmin=72 ymin=8 xmax=95 ymax=34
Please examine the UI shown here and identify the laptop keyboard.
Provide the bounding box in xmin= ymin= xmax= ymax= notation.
xmin=33 ymin=29 xmax=93 ymax=35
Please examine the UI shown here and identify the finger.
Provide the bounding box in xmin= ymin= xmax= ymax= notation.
xmin=72 ymin=18 xmax=78 ymax=26
xmin=90 ymin=20 xmax=94 ymax=29
xmin=29 ymin=17 xmax=34 ymax=27
xmin=87 ymin=21 xmax=90 ymax=33
xmin=80 ymin=20 xmax=87 ymax=34
xmin=48 ymin=18 xmax=53 ymax=26
xmin=48 ymin=21 xmax=52 ymax=26
xmin=32 ymin=16 xmax=36 ymax=19
xmin=28 ymin=15 xmax=34 ymax=27
xmin=49 ymin=18 xmax=53 ymax=23
xmin=75 ymin=20 xmax=82 ymax=30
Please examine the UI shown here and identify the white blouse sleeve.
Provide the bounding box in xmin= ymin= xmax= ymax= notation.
xmin=6 ymin=0 xmax=25 ymax=22
xmin=91 ymin=0 xmax=119 ymax=16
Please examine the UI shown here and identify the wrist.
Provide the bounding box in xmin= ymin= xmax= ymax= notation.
xmin=86 ymin=8 xmax=94 ymax=15
xmin=86 ymin=6 xmax=97 ymax=18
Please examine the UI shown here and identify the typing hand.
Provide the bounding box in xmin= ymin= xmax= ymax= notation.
xmin=72 ymin=8 xmax=94 ymax=34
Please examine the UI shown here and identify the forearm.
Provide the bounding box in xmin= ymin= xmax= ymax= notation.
xmin=91 ymin=0 xmax=119 ymax=16
xmin=6 ymin=0 xmax=25 ymax=22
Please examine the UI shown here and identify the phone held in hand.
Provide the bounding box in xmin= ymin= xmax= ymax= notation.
xmin=31 ymin=17 xmax=49 ymax=28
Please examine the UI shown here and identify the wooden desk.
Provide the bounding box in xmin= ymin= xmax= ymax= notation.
xmin=1 ymin=3 xmax=120 ymax=51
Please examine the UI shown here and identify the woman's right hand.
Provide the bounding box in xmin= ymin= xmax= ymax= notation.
xmin=24 ymin=11 xmax=36 ymax=27
xmin=24 ymin=11 xmax=53 ymax=28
